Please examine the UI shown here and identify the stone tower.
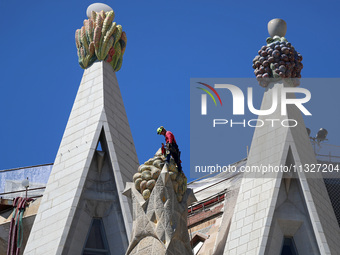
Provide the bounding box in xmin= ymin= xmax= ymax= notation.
xmin=24 ymin=4 xmax=138 ymax=254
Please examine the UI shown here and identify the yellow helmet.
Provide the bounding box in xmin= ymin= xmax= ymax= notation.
xmin=157 ymin=126 xmax=164 ymax=135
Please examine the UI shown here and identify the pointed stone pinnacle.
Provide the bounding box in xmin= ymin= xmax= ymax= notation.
xmin=160 ymin=163 xmax=170 ymax=184
xmin=129 ymin=183 xmax=147 ymax=209
xmin=184 ymin=189 xmax=197 ymax=205
xmin=25 ymin=61 xmax=138 ymax=254
xmin=122 ymin=182 xmax=133 ymax=198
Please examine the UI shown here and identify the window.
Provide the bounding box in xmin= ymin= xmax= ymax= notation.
xmin=281 ymin=237 xmax=298 ymax=255
xmin=190 ymin=233 xmax=207 ymax=255
xmin=193 ymin=241 xmax=204 ymax=255
xmin=83 ymin=218 xmax=111 ymax=255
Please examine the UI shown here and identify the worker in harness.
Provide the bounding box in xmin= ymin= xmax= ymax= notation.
xmin=157 ymin=126 xmax=182 ymax=172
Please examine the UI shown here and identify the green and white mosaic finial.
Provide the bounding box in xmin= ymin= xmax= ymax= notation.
xmin=252 ymin=19 xmax=303 ymax=87
xmin=75 ymin=3 xmax=127 ymax=71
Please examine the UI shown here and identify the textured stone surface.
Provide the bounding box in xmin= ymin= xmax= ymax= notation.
xmin=124 ymin=164 xmax=196 ymax=255
xmin=133 ymin=149 xmax=187 ymax=202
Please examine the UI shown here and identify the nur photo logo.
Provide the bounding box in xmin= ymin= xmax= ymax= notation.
xmin=195 ymin=80 xmax=312 ymax=128
xmin=197 ymin=82 xmax=311 ymax=116
xmin=196 ymin=82 xmax=223 ymax=115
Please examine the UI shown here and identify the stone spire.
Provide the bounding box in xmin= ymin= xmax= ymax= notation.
xmin=223 ymin=20 xmax=340 ymax=255
xmin=24 ymin=4 xmax=138 ymax=254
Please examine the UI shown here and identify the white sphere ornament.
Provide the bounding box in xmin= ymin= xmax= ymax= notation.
xmin=22 ymin=178 xmax=29 ymax=188
xmin=268 ymin=18 xmax=287 ymax=38
xmin=86 ymin=3 xmax=113 ymax=18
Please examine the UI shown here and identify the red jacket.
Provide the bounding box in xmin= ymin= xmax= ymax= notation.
xmin=165 ymin=131 xmax=177 ymax=144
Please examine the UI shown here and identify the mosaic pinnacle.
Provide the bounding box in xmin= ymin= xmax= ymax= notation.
xmin=75 ymin=4 xmax=127 ymax=71
xmin=252 ymin=19 xmax=303 ymax=87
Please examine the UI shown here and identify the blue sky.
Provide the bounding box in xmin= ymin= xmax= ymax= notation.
xmin=0 ymin=0 xmax=339 ymax=181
